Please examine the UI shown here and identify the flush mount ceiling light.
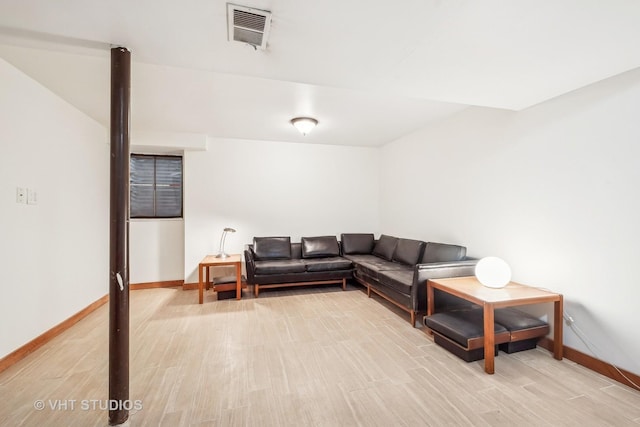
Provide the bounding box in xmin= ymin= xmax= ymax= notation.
xmin=290 ymin=117 xmax=318 ymax=136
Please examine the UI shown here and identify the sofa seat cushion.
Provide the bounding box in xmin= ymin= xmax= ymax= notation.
xmin=253 ymin=237 xmax=292 ymax=260
xmin=377 ymin=269 xmax=414 ymax=295
xmin=341 ymin=233 xmax=375 ymax=255
xmin=342 ymin=254 xmax=380 ymax=264
xmin=346 ymin=254 xmax=410 ymax=279
xmin=301 ymin=236 xmax=340 ymax=258
xmin=304 ymin=257 xmax=353 ymax=272
xmin=254 ymin=260 xmax=306 ymax=275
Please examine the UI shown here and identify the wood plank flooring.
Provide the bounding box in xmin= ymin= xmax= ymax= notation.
xmin=1 ymin=284 xmax=639 ymax=426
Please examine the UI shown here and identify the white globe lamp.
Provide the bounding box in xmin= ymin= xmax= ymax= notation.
xmin=475 ymin=257 xmax=512 ymax=288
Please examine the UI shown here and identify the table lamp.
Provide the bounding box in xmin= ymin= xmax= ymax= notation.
xmin=475 ymin=256 xmax=511 ymax=288
xmin=215 ymin=227 xmax=236 ymax=258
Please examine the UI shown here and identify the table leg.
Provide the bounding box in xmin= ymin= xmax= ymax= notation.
xmin=554 ymin=296 xmax=564 ymax=360
xmin=198 ymin=263 xmax=204 ymax=304
xmin=235 ymin=262 xmax=241 ymax=300
xmin=427 ymin=282 xmax=434 ymax=316
xmin=483 ymin=303 xmax=495 ymax=374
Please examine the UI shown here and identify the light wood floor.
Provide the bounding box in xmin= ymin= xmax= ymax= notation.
xmin=1 ymin=284 xmax=639 ymax=426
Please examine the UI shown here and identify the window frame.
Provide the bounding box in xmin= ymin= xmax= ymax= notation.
xmin=129 ymin=153 xmax=184 ymax=219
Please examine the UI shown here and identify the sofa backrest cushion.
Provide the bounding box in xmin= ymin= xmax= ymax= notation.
xmin=392 ymin=238 xmax=426 ymax=266
xmin=301 ymin=236 xmax=340 ymax=258
xmin=253 ymin=236 xmax=292 ymax=260
xmin=421 ymin=242 xmax=467 ymax=263
xmin=341 ymin=233 xmax=375 ymax=255
xmin=290 ymin=243 xmax=303 ymax=259
xmin=372 ymin=234 xmax=399 ymax=261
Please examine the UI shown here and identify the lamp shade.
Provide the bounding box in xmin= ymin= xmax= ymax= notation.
xmin=475 ymin=257 xmax=511 ymax=288
xmin=291 ymin=117 xmax=318 ymax=135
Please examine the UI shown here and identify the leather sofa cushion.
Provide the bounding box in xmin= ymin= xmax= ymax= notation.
xmin=253 ymin=237 xmax=292 ymax=260
xmin=377 ymin=269 xmax=413 ymax=295
xmin=341 ymin=233 xmax=375 ymax=255
xmin=304 ymin=257 xmax=353 ymax=272
xmin=254 ymin=260 xmax=305 ymax=275
xmin=301 ymin=236 xmax=340 ymax=258
xmin=342 ymin=254 xmax=379 ymax=262
xmin=421 ymin=242 xmax=466 ymax=263
xmin=392 ymin=238 xmax=426 ymax=266
xmin=348 ymin=255 xmax=410 ymax=280
xmin=290 ymin=243 xmax=303 ymax=259
xmin=372 ymin=234 xmax=398 ymax=261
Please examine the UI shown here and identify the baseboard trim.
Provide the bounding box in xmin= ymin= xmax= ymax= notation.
xmin=130 ymin=280 xmax=184 ymax=290
xmin=0 ymin=294 xmax=109 ymax=374
xmin=183 ymin=282 xmax=198 ymax=290
xmin=538 ymin=337 xmax=640 ymax=391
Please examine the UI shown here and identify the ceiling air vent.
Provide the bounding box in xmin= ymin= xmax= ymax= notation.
xmin=227 ymin=3 xmax=272 ymax=50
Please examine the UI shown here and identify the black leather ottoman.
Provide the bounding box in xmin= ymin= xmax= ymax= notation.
xmin=424 ymin=309 xmax=510 ymax=362
xmin=494 ymin=307 xmax=550 ymax=353
xmin=212 ymin=275 xmax=247 ymax=300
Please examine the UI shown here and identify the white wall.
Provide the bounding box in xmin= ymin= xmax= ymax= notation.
xmin=0 ymin=58 xmax=109 ymax=358
xmin=129 ymin=219 xmax=184 ymax=284
xmin=380 ymin=68 xmax=640 ymax=374
xmin=183 ymin=137 xmax=380 ymax=284
xmin=127 ymin=131 xmax=202 ymax=285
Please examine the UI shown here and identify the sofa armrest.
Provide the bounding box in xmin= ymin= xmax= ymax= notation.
xmin=244 ymin=248 xmax=257 ymax=283
xmin=411 ymin=259 xmax=479 ymax=313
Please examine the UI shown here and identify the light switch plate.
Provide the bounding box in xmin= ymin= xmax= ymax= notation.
xmin=27 ymin=188 xmax=38 ymax=205
xmin=16 ymin=187 xmax=26 ymax=204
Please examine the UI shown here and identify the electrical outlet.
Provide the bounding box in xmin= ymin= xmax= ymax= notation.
xmin=563 ymin=312 xmax=575 ymax=325
xmin=16 ymin=187 xmax=26 ymax=204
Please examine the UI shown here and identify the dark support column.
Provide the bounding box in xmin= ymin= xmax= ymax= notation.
xmin=109 ymin=46 xmax=131 ymax=426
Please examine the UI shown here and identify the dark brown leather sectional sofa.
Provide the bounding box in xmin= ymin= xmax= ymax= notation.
xmin=244 ymin=233 xmax=477 ymax=326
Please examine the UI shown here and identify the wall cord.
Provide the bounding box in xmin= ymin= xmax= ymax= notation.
xmin=564 ymin=312 xmax=640 ymax=391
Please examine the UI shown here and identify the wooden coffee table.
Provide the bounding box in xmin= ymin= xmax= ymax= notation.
xmin=198 ymin=254 xmax=242 ymax=304
xmin=427 ymin=276 xmax=563 ymax=374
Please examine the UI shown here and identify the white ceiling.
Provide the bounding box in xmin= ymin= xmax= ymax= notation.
xmin=1 ymin=0 xmax=640 ymax=147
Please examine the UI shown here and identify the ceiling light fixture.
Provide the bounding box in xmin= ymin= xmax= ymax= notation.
xmin=290 ymin=117 xmax=318 ymax=136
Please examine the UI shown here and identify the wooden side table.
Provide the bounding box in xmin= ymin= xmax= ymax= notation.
xmin=198 ymin=254 xmax=242 ymax=304
xmin=427 ymin=276 xmax=563 ymax=374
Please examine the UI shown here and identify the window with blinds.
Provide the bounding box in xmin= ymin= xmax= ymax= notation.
xmin=130 ymin=154 xmax=183 ymax=218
